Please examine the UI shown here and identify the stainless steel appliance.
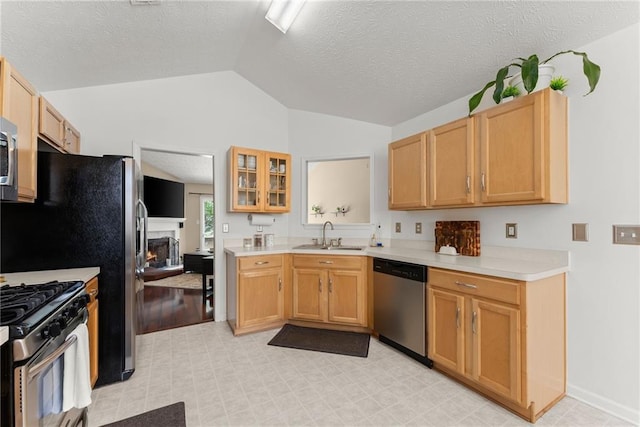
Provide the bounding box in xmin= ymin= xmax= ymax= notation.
xmin=0 ymin=117 xmax=18 ymax=202
xmin=1 ymin=150 xmax=144 ymax=390
xmin=0 ymin=280 xmax=90 ymax=426
xmin=373 ymin=258 xmax=433 ymax=367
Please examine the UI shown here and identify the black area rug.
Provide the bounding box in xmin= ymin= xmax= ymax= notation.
xmin=100 ymin=402 xmax=186 ymax=427
xmin=268 ymin=324 xmax=370 ymax=357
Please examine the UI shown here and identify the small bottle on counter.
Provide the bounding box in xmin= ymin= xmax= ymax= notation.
xmin=369 ymin=234 xmax=377 ymax=247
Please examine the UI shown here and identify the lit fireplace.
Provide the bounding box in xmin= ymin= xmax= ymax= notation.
xmin=147 ymin=237 xmax=179 ymax=268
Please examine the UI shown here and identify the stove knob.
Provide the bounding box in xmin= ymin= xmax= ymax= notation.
xmin=41 ymin=322 xmax=62 ymax=339
xmin=57 ymin=315 xmax=68 ymax=329
xmin=68 ymin=304 xmax=79 ymax=317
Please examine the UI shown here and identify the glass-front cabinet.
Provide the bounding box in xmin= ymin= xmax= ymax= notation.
xmin=229 ymin=146 xmax=290 ymax=213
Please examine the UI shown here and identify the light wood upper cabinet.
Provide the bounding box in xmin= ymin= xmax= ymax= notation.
xmin=292 ymin=255 xmax=367 ymax=327
xmin=388 ymin=132 xmax=428 ymax=209
xmin=0 ymin=57 xmax=38 ymax=202
xmin=428 ymin=267 xmax=566 ymax=423
xmin=389 ymin=88 xmax=568 ymax=210
xmin=227 ymin=254 xmax=285 ymax=335
xmin=39 ymin=96 xmax=82 ymax=154
xmin=429 ymin=117 xmax=474 ymax=207
xmin=477 ymin=88 xmax=567 ymax=204
xmin=229 ymin=146 xmax=290 ymax=213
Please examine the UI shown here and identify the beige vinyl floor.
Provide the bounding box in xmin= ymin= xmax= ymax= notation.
xmin=87 ymin=322 xmax=633 ymax=427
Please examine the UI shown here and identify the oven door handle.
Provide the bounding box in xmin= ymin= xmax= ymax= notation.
xmin=27 ymin=335 xmax=77 ymax=381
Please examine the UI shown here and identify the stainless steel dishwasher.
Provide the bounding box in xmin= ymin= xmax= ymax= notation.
xmin=373 ymin=258 xmax=433 ymax=367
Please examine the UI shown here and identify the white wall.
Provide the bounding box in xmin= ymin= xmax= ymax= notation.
xmin=391 ymin=24 xmax=640 ymax=423
xmin=43 ymin=70 xmax=289 ymax=323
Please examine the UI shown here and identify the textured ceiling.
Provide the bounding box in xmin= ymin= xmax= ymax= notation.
xmin=1 ymin=0 xmax=639 ymax=127
xmin=142 ymin=149 xmax=213 ymax=185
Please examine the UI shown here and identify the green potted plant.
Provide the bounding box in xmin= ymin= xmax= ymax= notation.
xmin=550 ymin=75 xmax=569 ymax=92
xmin=468 ymin=50 xmax=601 ymax=115
xmin=501 ymin=85 xmax=521 ymax=101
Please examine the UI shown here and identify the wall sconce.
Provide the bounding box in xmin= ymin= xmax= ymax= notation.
xmin=265 ymin=0 xmax=306 ymax=33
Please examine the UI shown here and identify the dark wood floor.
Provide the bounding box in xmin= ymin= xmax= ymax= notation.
xmin=137 ymin=286 xmax=213 ymax=334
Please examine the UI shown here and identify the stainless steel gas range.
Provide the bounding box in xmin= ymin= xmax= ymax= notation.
xmin=0 ymin=280 xmax=90 ymax=427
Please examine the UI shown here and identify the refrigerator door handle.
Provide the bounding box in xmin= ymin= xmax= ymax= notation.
xmin=137 ymin=199 xmax=149 ymax=271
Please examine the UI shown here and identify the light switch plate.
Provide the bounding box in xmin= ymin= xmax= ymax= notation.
xmin=572 ymin=223 xmax=589 ymax=242
xmin=613 ymin=225 xmax=640 ymax=245
xmin=222 ymin=223 xmax=229 ymax=233
xmin=415 ymin=222 xmax=422 ymax=234
xmin=395 ymin=222 xmax=401 ymax=233
xmin=506 ymin=223 xmax=517 ymax=239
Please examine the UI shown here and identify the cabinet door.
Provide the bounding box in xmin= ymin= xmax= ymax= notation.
xmin=388 ymin=132 xmax=428 ymax=209
xmin=327 ymin=269 xmax=366 ymax=326
xmin=88 ymin=299 xmax=99 ymax=388
xmin=264 ymin=151 xmax=290 ymax=212
xmin=230 ymin=147 xmax=263 ymax=211
xmin=478 ymin=92 xmax=544 ymax=203
xmin=39 ymin=96 xmax=65 ymax=149
xmin=472 ymin=298 xmax=521 ymax=403
xmin=238 ymin=267 xmax=284 ymax=328
xmin=428 ymin=288 xmax=465 ymax=373
xmin=64 ymin=121 xmax=81 ymax=154
xmin=292 ymin=268 xmax=326 ymax=322
xmin=429 ymin=118 xmax=474 ymax=207
xmin=0 ymin=58 xmax=37 ymax=202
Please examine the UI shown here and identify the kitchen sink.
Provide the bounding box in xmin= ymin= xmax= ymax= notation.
xmin=293 ymin=244 xmax=365 ymax=251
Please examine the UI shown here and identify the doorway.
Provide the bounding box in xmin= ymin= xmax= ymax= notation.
xmin=137 ymin=148 xmax=215 ymax=334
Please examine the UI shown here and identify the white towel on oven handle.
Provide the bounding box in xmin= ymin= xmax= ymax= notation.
xmin=62 ymin=323 xmax=92 ymax=411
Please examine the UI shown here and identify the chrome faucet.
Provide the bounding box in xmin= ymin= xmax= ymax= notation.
xmin=321 ymin=221 xmax=334 ymax=247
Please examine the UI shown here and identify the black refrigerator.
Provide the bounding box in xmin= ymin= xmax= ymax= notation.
xmin=0 ymin=148 xmax=144 ymax=387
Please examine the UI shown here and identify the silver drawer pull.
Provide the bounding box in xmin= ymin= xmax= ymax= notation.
xmin=319 ymin=261 xmax=333 ymax=264
xmin=254 ymin=261 xmax=270 ymax=265
xmin=455 ymin=281 xmax=477 ymax=289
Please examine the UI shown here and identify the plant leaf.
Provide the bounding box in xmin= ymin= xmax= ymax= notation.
xmin=543 ymin=50 xmax=601 ymax=95
xmin=468 ymin=80 xmax=496 ymax=116
xmin=492 ymin=66 xmax=511 ymax=104
xmin=521 ymin=55 xmax=539 ymax=93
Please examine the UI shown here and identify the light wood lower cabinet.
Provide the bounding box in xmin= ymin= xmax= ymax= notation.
xmin=227 ymin=254 xmax=286 ymax=335
xmin=428 ymin=267 xmax=565 ymax=423
xmin=292 ymin=255 xmax=367 ymax=327
xmin=85 ymin=277 xmax=99 ymax=388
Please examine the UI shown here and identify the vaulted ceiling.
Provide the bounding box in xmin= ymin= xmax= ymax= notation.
xmin=1 ymin=1 xmax=638 ymax=127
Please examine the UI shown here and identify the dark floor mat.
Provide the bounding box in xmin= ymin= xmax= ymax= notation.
xmin=100 ymin=402 xmax=185 ymax=427
xmin=268 ymin=324 xmax=370 ymax=357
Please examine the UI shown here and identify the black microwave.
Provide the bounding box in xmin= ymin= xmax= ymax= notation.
xmin=0 ymin=117 xmax=18 ymax=202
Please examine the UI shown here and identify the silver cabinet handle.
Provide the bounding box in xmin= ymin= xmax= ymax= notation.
xmin=254 ymin=261 xmax=270 ymax=265
xmin=329 ymin=278 xmax=333 ymax=293
xmin=455 ymin=281 xmax=477 ymax=289
xmin=278 ymin=277 xmax=282 ymax=291
xmin=257 ymin=190 xmax=260 ymax=204
xmin=388 ymin=187 xmax=391 ymax=201
xmin=472 ymin=311 xmax=477 ymax=334
xmin=456 ymin=306 xmax=460 ymax=328
xmin=466 ymin=176 xmax=471 ymax=194
xmin=319 ymin=279 xmax=322 ymax=293
xmin=29 ymin=335 xmax=77 ymax=380
xmin=481 ymin=173 xmax=486 ymax=192
xmin=319 ymin=261 xmax=333 ymax=264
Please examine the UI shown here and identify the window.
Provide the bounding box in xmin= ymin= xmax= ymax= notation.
xmin=200 ymin=196 xmax=214 ymax=251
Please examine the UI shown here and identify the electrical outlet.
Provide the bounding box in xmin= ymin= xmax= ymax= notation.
xmin=222 ymin=223 xmax=229 ymax=233
xmin=613 ymin=225 xmax=640 ymax=245
xmin=572 ymin=223 xmax=589 ymax=242
xmin=506 ymin=223 xmax=518 ymax=239
xmin=257 ymin=225 xmax=263 ymax=232
xmin=415 ymin=222 xmax=422 ymax=234
xmin=395 ymin=222 xmax=401 ymax=233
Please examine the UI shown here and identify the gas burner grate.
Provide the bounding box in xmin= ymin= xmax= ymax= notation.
xmin=0 ymin=281 xmax=81 ymax=326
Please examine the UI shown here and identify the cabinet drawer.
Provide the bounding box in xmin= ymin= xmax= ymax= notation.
xmin=85 ymin=277 xmax=98 ymax=302
xmin=292 ymin=255 xmax=364 ymax=270
xmin=429 ymin=268 xmax=520 ymax=305
xmin=239 ymin=254 xmax=283 ymax=271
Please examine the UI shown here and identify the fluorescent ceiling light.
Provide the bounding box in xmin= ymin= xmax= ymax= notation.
xmin=265 ymin=0 xmax=306 ymax=34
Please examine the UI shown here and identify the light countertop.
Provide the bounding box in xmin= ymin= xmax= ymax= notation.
xmin=1 ymin=267 xmax=100 ymax=287
xmin=0 ymin=327 xmax=7 ymax=347
xmin=224 ymin=244 xmax=569 ymax=282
